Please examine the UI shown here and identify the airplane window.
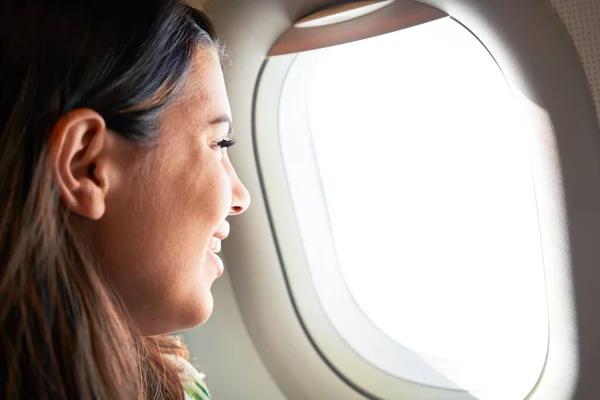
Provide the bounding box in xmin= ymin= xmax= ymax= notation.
xmin=277 ymin=17 xmax=548 ymax=398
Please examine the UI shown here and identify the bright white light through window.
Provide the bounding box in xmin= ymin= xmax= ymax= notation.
xmin=301 ymin=17 xmax=548 ymax=396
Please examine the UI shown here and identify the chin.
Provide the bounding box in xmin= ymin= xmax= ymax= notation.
xmin=138 ymin=288 xmax=215 ymax=336
xmin=178 ymin=288 xmax=215 ymax=332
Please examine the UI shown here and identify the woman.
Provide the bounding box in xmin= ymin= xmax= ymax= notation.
xmin=0 ymin=0 xmax=250 ymax=398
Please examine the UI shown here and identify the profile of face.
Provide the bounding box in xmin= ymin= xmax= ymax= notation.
xmin=50 ymin=49 xmax=250 ymax=335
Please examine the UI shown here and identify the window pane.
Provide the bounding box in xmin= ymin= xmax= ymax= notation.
xmin=305 ymin=17 xmax=547 ymax=394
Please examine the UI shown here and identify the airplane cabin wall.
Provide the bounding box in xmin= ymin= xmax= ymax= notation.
xmin=183 ymin=0 xmax=600 ymax=399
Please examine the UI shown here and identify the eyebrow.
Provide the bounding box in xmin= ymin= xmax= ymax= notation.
xmin=210 ymin=114 xmax=233 ymax=135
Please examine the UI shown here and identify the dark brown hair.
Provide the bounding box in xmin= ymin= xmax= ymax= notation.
xmin=0 ymin=0 xmax=218 ymax=398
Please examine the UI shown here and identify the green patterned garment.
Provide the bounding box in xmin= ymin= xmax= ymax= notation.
xmin=168 ymin=355 xmax=212 ymax=400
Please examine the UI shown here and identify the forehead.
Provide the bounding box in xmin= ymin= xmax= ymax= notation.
xmin=166 ymin=49 xmax=231 ymax=124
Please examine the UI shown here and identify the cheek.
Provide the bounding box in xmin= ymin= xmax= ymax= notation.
xmin=171 ymin=150 xmax=231 ymax=229
xmin=130 ymin=148 xmax=218 ymax=269
xmin=193 ymin=167 xmax=232 ymax=224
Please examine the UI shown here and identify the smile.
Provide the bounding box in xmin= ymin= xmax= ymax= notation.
xmin=209 ymin=236 xmax=222 ymax=253
xmin=211 ymin=221 xmax=230 ymax=254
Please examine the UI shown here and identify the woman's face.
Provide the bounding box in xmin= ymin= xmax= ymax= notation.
xmin=86 ymin=50 xmax=250 ymax=335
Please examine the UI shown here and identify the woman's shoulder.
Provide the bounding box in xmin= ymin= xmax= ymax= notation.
xmin=165 ymin=355 xmax=212 ymax=400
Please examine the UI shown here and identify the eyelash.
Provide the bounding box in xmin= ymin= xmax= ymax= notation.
xmin=217 ymin=138 xmax=236 ymax=148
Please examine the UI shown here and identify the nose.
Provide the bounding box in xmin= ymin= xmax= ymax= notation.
xmin=227 ymin=160 xmax=251 ymax=216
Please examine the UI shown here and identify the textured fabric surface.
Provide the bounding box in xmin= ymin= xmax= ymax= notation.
xmin=548 ymin=0 xmax=600 ymax=124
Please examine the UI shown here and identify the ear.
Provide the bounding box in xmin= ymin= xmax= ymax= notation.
xmin=48 ymin=109 xmax=111 ymax=220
